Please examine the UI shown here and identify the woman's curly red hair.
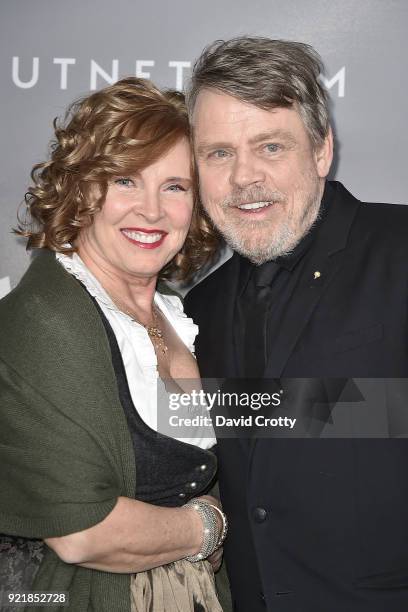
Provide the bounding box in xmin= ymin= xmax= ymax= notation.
xmin=16 ymin=77 xmax=219 ymax=280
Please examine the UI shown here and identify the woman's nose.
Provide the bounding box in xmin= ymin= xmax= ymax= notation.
xmin=134 ymin=191 xmax=164 ymax=223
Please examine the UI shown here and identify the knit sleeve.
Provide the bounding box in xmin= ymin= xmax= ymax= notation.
xmin=0 ymin=358 xmax=121 ymax=538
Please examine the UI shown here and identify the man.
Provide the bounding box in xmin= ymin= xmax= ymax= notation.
xmin=184 ymin=37 xmax=408 ymax=612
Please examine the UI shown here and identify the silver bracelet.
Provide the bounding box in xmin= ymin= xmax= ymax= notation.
xmin=184 ymin=499 xmax=220 ymax=562
xmin=208 ymin=503 xmax=228 ymax=549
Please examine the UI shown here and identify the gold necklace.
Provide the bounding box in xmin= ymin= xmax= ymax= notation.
xmin=107 ymin=291 xmax=168 ymax=356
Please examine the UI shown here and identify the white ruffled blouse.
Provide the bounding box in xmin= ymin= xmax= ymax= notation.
xmin=56 ymin=252 xmax=215 ymax=450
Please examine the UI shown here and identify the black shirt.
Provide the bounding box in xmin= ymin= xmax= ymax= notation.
xmin=235 ymin=183 xmax=331 ymax=378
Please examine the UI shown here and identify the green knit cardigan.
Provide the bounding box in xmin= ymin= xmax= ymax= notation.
xmin=0 ymin=250 xmax=136 ymax=610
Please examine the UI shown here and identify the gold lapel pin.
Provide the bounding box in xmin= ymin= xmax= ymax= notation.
xmin=313 ymin=271 xmax=321 ymax=279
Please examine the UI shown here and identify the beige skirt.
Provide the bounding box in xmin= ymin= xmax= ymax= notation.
xmin=130 ymin=559 xmax=223 ymax=612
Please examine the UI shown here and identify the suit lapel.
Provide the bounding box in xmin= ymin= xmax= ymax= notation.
xmin=264 ymin=182 xmax=361 ymax=379
xmin=263 ymin=251 xmax=343 ymax=378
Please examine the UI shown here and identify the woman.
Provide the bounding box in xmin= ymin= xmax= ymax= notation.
xmin=0 ymin=78 xmax=229 ymax=611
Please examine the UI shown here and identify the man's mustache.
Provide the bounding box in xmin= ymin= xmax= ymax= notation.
xmin=220 ymin=188 xmax=287 ymax=208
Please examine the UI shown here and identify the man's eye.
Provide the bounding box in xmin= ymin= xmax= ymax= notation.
xmin=166 ymin=184 xmax=186 ymax=192
xmin=265 ymin=143 xmax=281 ymax=153
xmin=209 ymin=150 xmax=229 ymax=159
xmin=114 ymin=177 xmax=134 ymax=187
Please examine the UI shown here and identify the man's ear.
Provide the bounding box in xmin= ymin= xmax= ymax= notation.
xmin=315 ymin=126 xmax=333 ymax=178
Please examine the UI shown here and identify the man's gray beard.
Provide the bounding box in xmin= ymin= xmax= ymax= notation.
xmin=206 ymin=183 xmax=323 ymax=265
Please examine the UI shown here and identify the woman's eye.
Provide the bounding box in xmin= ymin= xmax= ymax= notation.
xmin=114 ymin=177 xmax=134 ymax=187
xmin=166 ymin=184 xmax=187 ymax=192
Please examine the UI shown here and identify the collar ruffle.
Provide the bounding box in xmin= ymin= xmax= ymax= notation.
xmin=56 ymin=252 xmax=198 ymax=353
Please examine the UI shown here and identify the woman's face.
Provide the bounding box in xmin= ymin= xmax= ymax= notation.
xmin=79 ymin=138 xmax=194 ymax=282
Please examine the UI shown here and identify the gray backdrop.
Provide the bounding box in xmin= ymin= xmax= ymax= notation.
xmin=1 ymin=0 xmax=407 ymax=297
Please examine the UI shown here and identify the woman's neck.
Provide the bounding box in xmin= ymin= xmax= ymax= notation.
xmin=75 ymin=235 xmax=158 ymax=320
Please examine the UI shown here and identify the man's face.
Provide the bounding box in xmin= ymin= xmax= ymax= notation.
xmin=192 ymin=90 xmax=333 ymax=264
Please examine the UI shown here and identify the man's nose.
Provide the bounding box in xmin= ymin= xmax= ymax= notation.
xmin=229 ymin=153 xmax=266 ymax=189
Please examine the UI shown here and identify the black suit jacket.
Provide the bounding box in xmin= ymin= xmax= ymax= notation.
xmin=185 ymin=182 xmax=408 ymax=612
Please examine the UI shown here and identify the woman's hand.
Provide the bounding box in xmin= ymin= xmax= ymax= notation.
xmin=207 ymin=546 xmax=223 ymax=572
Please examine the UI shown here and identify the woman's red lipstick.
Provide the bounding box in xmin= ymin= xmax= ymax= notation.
xmin=120 ymin=227 xmax=168 ymax=249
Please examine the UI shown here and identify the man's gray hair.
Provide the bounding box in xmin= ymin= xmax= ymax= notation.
xmin=187 ymin=36 xmax=330 ymax=148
